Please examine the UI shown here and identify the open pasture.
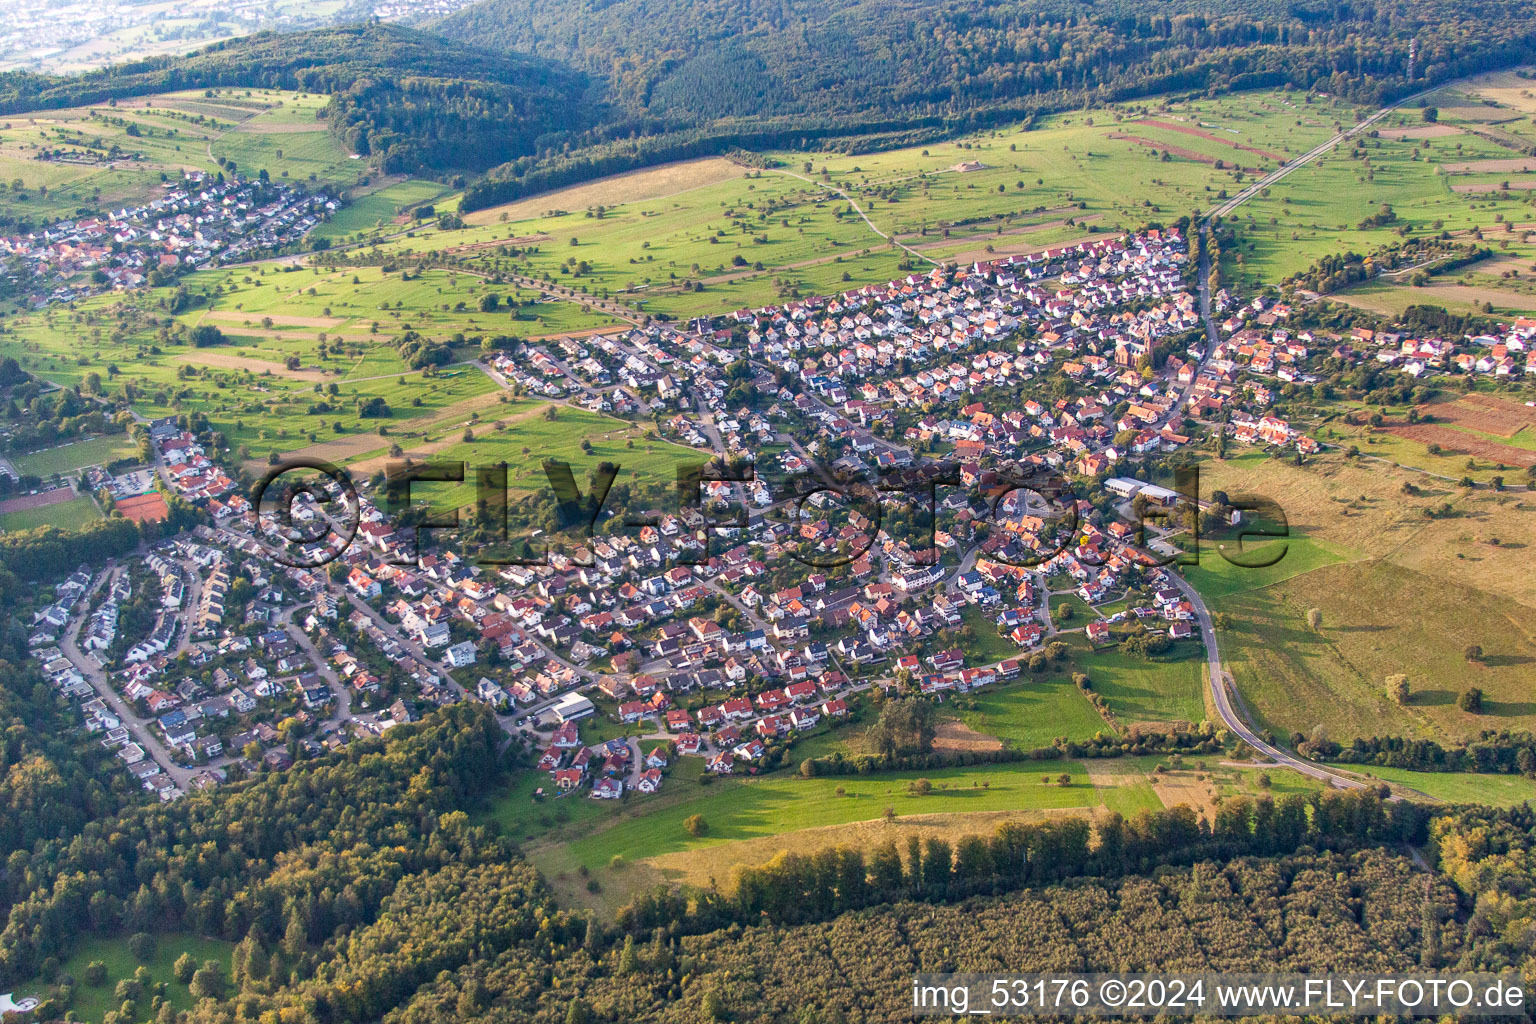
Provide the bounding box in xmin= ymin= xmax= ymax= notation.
xmin=360 ymin=89 xmax=1351 ymax=321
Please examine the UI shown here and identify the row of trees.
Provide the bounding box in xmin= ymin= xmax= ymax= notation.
xmin=1324 ymin=730 xmax=1536 ymax=774
xmin=621 ymin=789 xmax=1428 ymax=931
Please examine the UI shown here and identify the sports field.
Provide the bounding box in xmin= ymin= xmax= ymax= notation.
xmin=10 ymin=434 xmax=137 ymax=476
xmin=0 ymin=494 xmax=101 ymax=532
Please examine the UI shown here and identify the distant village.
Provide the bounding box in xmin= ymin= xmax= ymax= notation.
xmin=0 ymin=171 xmax=338 ymax=306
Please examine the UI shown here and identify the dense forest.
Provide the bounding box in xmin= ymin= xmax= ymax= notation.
xmin=1 ymin=690 xmax=1531 ymax=1024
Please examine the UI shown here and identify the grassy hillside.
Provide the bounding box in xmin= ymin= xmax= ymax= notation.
xmin=1191 ymin=451 xmax=1536 ymax=745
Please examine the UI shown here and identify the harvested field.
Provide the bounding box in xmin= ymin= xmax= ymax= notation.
xmin=933 ymin=720 xmax=1003 ymax=753
xmin=1423 ymin=395 xmax=1534 ymax=437
xmin=1457 ymin=69 xmax=1536 ymax=114
xmin=1438 ymin=157 xmax=1536 ymax=174
xmin=1450 ymin=179 xmax=1536 ymax=193
xmin=0 ymin=487 xmax=75 ymax=514
xmin=231 ymin=122 xmax=330 ymax=135
xmin=203 ymin=311 xmax=346 ymax=329
xmin=1432 ymin=105 xmax=1521 ymax=123
xmin=644 ymin=808 xmax=1094 ymax=892
xmin=242 ymin=433 xmax=388 ymax=474
xmin=1147 ymin=771 xmax=1220 ymax=821
xmin=462 ymin=157 xmax=745 ymax=226
xmin=1107 ymin=133 xmax=1255 ymax=169
xmin=1377 ymin=124 xmax=1463 ymax=139
xmin=1386 ymin=423 xmax=1536 ymax=467
xmin=1134 ymin=118 xmax=1288 ymax=161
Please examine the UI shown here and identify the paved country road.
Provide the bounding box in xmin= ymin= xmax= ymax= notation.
xmin=1206 ymin=81 xmax=1449 ymax=221
xmin=1170 ymin=81 xmax=1472 ymax=793
xmin=1168 ymin=573 xmax=1368 ymax=790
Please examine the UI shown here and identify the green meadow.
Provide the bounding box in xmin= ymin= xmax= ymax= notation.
xmin=363 ymin=87 xmax=1361 ymax=322
xmin=1327 ymin=763 xmax=1536 ymax=806
xmin=0 ymin=495 xmax=102 ymax=532
xmin=1181 ymin=532 xmax=1349 ymax=600
xmin=311 ymin=179 xmax=451 ymax=240
xmin=18 ymin=932 xmax=234 ymax=1024
xmin=537 ymin=760 xmax=1133 ymax=873
xmin=10 ymin=434 xmax=137 ymax=476
xmin=956 ymin=674 xmax=1115 ymax=750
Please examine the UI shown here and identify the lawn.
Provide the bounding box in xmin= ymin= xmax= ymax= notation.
xmin=10 ymin=434 xmax=137 ymax=477
xmin=959 ymin=604 xmax=1025 ymax=664
xmin=1080 ymin=641 xmax=1207 ymax=727
xmin=1326 ymin=764 xmax=1536 ymax=806
xmin=551 ymin=759 xmax=1113 ymax=873
xmin=17 ymin=932 xmax=234 ymax=1024
xmin=956 ymin=673 xmax=1115 ymax=750
xmin=1048 ymin=593 xmax=1098 ymax=625
xmin=0 ymin=495 xmax=102 ymax=533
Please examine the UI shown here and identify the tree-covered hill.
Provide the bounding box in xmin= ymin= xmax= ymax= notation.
xmin=436 ymin=0 xmax=1536 ymax=123
xmin=434 ymin=0 xmax=1536 ymax=209
xmin=0 ymin=24 xmax=597 ymax=176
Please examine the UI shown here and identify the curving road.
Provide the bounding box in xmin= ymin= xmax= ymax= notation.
xmin=1178 ymin=257 xmax=1369 ymax=788
xmin=1168 ymin=82 xmax=1474 ymax=793
xmin=1167 ymin=573 xmax=1367 ymax=789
